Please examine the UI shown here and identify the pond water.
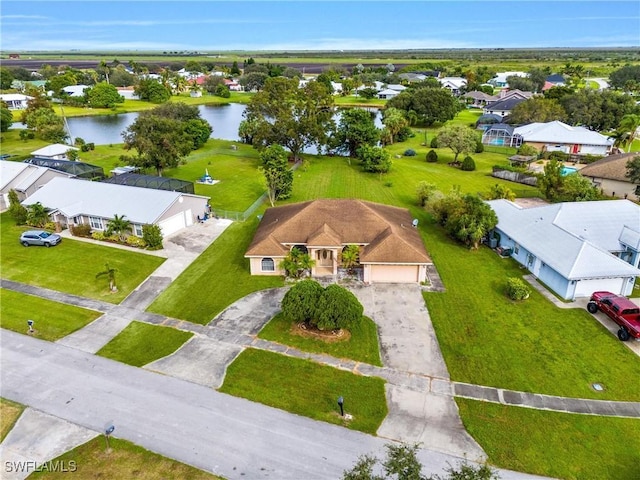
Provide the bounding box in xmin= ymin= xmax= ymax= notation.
xmin=26 ymin=103 xmax=382 ymax=151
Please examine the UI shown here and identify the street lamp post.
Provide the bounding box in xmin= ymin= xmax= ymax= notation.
xmin=104 ymin=424 xmax=115 ymax=452
xmin=27 ymin=319 xmax=34 ymax=334
xmin=337 ymin=396 xmax=344 ymax=417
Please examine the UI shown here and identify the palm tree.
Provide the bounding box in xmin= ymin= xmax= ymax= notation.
xmin=106 ymin=214 xmax=131 ymax=242
xmin=618 ymin=114 xmax=640 ymax=152
xmin=279 ymin=247 xmax=315 ymax=279
xmin=26 ymin=202 xmax=49 ymax=227
xmin=340 ymin=245 xmax=360 ymax=275
xmin=96 ymin=263 xmax=118 ymax=292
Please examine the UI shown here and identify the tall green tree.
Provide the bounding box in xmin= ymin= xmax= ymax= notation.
xmin=357 ymin=145 xmax=392 ymax=174
xmin=538 ymin=159 xmax=564 ymax=201
xmin=259 ymin=144 xmax=293 ymax=206
xmin=134 ymin=79 xmax=171 ymax=103
xmin=105 ymin=214 xmax=132 ymax=241
xmin=508 ymin=97 xmax=566 ymax=124
xmin=279 ymin=246 xmax=315 ymax=279
xmin=331 ymin=108 xmax=380 ymax=157
xmin=7 ymin=190 xmax=27 ymax=225
xmin=23 ymin=107 xmax=67 ymax=143
xmin=381 ymin=108 xmax=409 ymax=145
xmin=436 ymin=125 xmax=478 ymax=161
xmin=625 ymin=155 xmax=640 ymax=184
xmin=618 ymin=114 xmax=640 ymax=152
xmin=0 ymin=67 xmax=14 ymax=90
xmin=315 ymin=284 xmax=363 ymax=331
xmin=340 ymin=245 xmax=360 ymax=274
xmin=85 ymin=82 xmax=124 ymax=108
xmin=0 ymin=103 xmax=12 ymax=132
xmin=560 ymin=90 xmax=637 ymax=131
xmin=26 ymin=202 xmax=49 ymax=227
xmin=387 ymin=87 xmax=460 ymax=126
xmin=608 ymin=65 xmax=640 ymax=91
xmin=243 ymin=77 xmax=335 ymax=161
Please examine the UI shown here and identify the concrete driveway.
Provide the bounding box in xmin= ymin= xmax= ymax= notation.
xmin=349 ymin=284 xmax=485 ymax=460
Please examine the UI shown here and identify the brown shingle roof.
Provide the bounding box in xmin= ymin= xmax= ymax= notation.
xmin=579 ymin=153 xmax=640 ymax=182
xmin=245 ymin=199 xmax=431 ymax=264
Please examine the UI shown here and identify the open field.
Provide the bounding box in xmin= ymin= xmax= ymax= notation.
xmin=97 ymin=321 xmax=193 ymax=367
xmin=0 ymin=213 xmax=165 ymax=304
xmin=28 ymin=436 xmax=222 ymax=479
xmin=0 ymin=289 xmax=101 ymax=341
xmin=219 ymin=348 xmax=388 ymax=435
xmin=0 ymin=398 xmax=25 ymax=442
xmin=457 ymin=398 xmax=640 ymax=480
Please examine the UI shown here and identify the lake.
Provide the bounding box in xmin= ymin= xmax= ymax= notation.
xmin=31 ymin=103 xmax=382 ymax=149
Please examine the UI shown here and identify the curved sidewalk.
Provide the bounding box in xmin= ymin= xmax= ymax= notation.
xmin=2 ymin=279 xmax=638 ymax=419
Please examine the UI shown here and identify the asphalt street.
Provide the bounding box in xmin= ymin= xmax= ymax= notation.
xmin=0 ymin=330 xmax=547 ymax=480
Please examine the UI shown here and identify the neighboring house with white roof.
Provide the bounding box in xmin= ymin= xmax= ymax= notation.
xmin=437 ymin=77 xmax=467 ymax=95
xmin=513 ymin=121 xmax=614 ymax=155
xmin=61 ymin=85 xmax=90 ymax=97
xmin=22 ymin=177 xmax=209 ymax=237
xmin=488 ymin=199 xmax=640 ymax=300
xmin=30 ymin=144 xmax=79 ymax=160
xmin=0 ymin=93 xmax=33 ymax=109
xmin=377 ymin=88 xmax=400 ymax=100
xmin=489 ymin=72 xmax=528 ymax=87
xmin=386 ymin=84 xmax=407 ymax=92
xmin=0 ymin=160 xmax=73 ymax=210
xmin=578 ymin=152 xmax=640 ymax=201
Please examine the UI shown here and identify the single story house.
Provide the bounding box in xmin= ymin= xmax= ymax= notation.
xmin=437 ymin=77 xmax=467 ymax=95
xmin=487 ymin=199 xmax=640 ymax=300
xmin=61 ymin=85 xmax=90 ymax=97
xmin=482 ymin=97 xmax=527 ymax=117
xmin=117 ymin=88 xmax=139 ymax=100
xmin=546 ymin=74 xmax=566 ymax=86
xmin=463 ymin=91 xmax=498 ymax=108
xmin=488 ymin=72 xmax=528 ymax=88
xmin=30 ymin=144 xmax=79 ymax=160
xmin=0 ymin=93 xmax=33 ymax=109
xmin=245 ymin=199 xmax=432 ymax=283
xmin=0 ymin=160 xmax=73 ymax=210
xmin=496 ymin=89 xmax=534 ymax=101
xmin=513 ymin=121 xmax=614 ymax=156
xmin=377 ymin=88 xmax=400 ymax=100
xmin=22 ymin=177 xmax=209 ymax=237
xmin=578 ymin=152 xmax=640 ymax=201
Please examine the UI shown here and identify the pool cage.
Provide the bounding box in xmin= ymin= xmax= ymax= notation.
xmin=102 ymin=173 xmax=195 ymax=194
xmin=23 ymin=157 xmax=105 ymax=180
xmin=481 ymin=124 xmax=523 ymax=148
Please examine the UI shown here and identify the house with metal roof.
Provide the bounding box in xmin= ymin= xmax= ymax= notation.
xmin=487 ymin=199 xmax=640 ymax=300
xmin=0 ymin=93 xmax=33 ymax=109
xmin=22 ymin=177 xmax=209 ymax=237
xmin=579 ymin=152 xmax=640 ymax=201
xmin=513 ymin=121 xmax=614 ymax=155
xmin=30 ymin=144 xmax=79 ymax=160
xmin=245 ymin=199 xmax=432 ymax=283
xmin=437 ymin=77 xmax=467 ymax=95
xmin=0 ymin=160 xmax=73 ymax=210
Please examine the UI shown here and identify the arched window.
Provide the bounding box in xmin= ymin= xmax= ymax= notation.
xmin=261 ymin=258 xmax=275 ymax=271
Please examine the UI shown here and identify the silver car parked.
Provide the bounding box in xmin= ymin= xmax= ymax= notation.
xmin=20 ymin=230 xmax=62 ymax=247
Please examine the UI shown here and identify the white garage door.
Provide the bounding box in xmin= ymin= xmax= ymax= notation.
xmin=574 ymin=278 xmax=625 ymax=298
xmin=158 ymin=211 xmax=187 ymax=236
xmin=370 ymin=265 xmax=419 ymax=283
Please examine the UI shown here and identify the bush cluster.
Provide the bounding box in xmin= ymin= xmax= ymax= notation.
xmin=403 ymin=148 xmax=416 ymax=157
xmin=142 ymin=224 xmax=164 ymax=250
xmin=507 ymin=277 xmax=531 ymax=300
xmin=281 ymin=279 xmax=363 ymax=331
xmin=70 ymin=224 xmax=92 ymax=237
xmin=461 ymin=156 xmax=476 ymax=171
xmin=426 ymin=150 xmax=438 ymax=163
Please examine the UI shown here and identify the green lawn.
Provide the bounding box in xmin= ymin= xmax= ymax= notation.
xmin=258 ymin=313 xmax=382 ymax=366
xmin=0 ymin=289 xmax=101 ymax=341
xmin=0 ymin=398 xmax=24 ymax=442
xmin=147 ymin=217 xmax=283 ymax=324
xmin=0 ymin=214 xmax=165 ymax=304
xmin=219 ymin=348 xmax=387 ymax=435
xmin=422 ymin=222 xmax=640 ymax=401
xmin=28 ymin=436 xmax=221 ymax=479
xmin=96 ymin=321 xmax=193 ymax=367
xmin=457 ymin=399 xmax=640 ymax=480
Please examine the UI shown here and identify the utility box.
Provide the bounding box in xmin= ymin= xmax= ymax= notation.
xmin=489 ymin=237 xmax=498 ymax=249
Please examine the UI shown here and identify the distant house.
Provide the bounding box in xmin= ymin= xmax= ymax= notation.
xmin=488 ymin=199 xmax=640 ymax=300
xmin=223 ymin=78 xmax=242 ymax=91
xmin=0 ymin=160 xmax=73 ymax=210
xmin=463 ymin=91 xmax=498 ymax=108
xmin=22 ymin=177 xmax=209 ymax=237
xmin=30 ymin=144 xmax=79 ymax=160
xmin=496 ymin=89 xmax=533 ymax=101
xmin=482 ymin=96 xmax=527 ymax=117
xmin=386 ymin=84 xmax=407 ymax=92
xmin=437 ymin=77 xmax=467 ymax=95
xmin=377 ymin=88 xmax=400 ymax=100
xmin=61 ymin=85 xmax=90 ymax=97
xmin=0 ymin=93 xmax=33 ymax=110
xmin=398 ymin=72 xmax=426 ymax=83
xmin=546 ymin=74 xmax=566 ymax=86
xmin=117 ymin=87 xmax=139 ymax=100
xmin=578 ymin=152 xmax=640 ymax=201
xmin=245 ymin=199 xmax=432 ymax=283
xmin=489 ymin=72 xmax=528 ymax=88
xmin=475 ymin=113 xmax=504 ymax=131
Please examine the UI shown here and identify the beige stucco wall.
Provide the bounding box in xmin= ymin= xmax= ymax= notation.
xmin=249 ymin=256 xmax=285 ymax=276
xmin=589 ymin=177 xmax=638 ymax=201
xmin=158 ymin=195 xmax=208 ymax=225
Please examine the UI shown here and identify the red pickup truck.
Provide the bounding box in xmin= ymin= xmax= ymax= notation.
xmin=587 ymin=291 xmax=640 ymax=341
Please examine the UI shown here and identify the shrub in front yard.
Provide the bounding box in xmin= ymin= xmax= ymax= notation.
xmin=461 ymin=155 xmax=476 ymax=171
xmin=426 ymin=149 xmax=438 ymax=163
xmin=281 ymin=279 xmax=324 ymax=324
xmin=315 ymin=284 xmax=363 ymax=331
xmin=403 ymin=148 xmax=416 ymax=157
xmin=430 ymin=137 xmax=438 ymax=148
xmin=142 ymin=224 xmax=163 ymax=250
xmin=507 ymin=277 xmax=531 ymax=300
xmin=71 ymin=224 xmax=92 ymax=237
xmin=126 ymin=235 xmax=146 ymax=248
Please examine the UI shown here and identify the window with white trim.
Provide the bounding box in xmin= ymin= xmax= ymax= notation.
xmin=133 ymin=224 xmax=143 ymax=236
xmin=89 ymin=216 xmax=103 ymax=229
xmin=261 ymin=258 xmax=275 ymax=271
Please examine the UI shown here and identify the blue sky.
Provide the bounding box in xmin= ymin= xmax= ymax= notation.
xmin=2 ymin=1 xmax=639 ymax=51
